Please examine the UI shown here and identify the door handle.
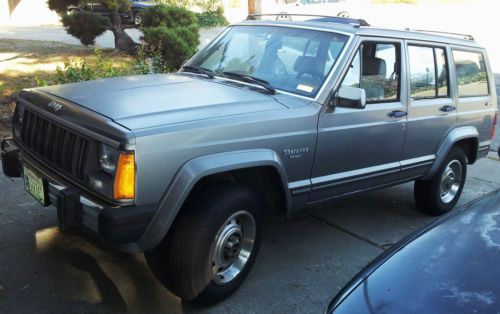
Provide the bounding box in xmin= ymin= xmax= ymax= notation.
xmin=439 ymin=105 xmax=456 ymax=112
xmin=388 ymin=110 xmax=407 ymax=118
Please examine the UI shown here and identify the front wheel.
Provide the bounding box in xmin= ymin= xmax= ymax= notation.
xmin=145 ymin=182 xmax=263 ymax=305
xmin=414 ymin=147 xmax=467 ymax=215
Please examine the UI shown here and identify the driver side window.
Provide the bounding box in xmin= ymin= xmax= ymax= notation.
xmin=341 ymin=42 xmax=401 ymax=104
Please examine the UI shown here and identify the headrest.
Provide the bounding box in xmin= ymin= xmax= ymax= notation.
xmin=294 ymin=56 xmax=323 ymax=74
xmin=362 ymin=56 xmax=387 ymax=77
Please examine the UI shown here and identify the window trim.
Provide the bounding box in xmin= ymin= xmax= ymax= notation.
xmin=337 ymin=40 xmax=403 ymax=106
xmin=451 ymin=48 xmax=490 ymax=98
xmin=407 ymin=44 xmax=451 ymax=101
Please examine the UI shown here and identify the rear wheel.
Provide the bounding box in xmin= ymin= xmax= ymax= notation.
xmin=337 ymin=11 xmax=351 ymax=18
xmin=133 ymin=12 xmax=142 ymax=26
xmin=145 ymin=182 xmax=263 ymax=305
xmin=414 ymin=147 xmax=467 ymax=215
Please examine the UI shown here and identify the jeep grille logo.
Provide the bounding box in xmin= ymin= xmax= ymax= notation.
xmin=48 ymin=101 xmax=62 ymax=112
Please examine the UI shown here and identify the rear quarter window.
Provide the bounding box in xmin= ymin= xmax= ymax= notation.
xmin=453 ymin=50 xmax=489 ymax=97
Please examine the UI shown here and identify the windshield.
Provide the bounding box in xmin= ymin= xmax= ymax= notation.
xmin=187 ymin=25 xmax=350 ymax=97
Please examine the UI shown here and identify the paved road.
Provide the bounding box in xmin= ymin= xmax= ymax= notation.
xmin=0 ymin=26 xmax=224 ymax=50
xmin=0 ymin=154 xmax=498 ymax=313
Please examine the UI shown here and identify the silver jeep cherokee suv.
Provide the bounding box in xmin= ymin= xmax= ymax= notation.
xmin=1 ymin=15 xmax=498 ymax=304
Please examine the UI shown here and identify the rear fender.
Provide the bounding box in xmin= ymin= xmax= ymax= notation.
xmin=423 ymin=126 xmax=479 ymax=180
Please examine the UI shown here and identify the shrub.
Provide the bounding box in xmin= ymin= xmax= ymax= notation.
xmin=197 ymin=7 xmax=229 ymax=27
xmin=45 ymin=49 xmax=131 ymax=85
xmin=132 ymin=46 xmax=168 ymax=74
xmin=141 ymin=4 xmax=200 ymax=71
xmin=141 ymin=4 xmax=198 ymax=28
xmin=194 ymin=0 xmax=223 ymax=12
xmin=61 ymin=12 xmax=110 ymax=46
xmin=141 ymin=24 xmax=199 ymax=71
xmin=163 ymin=0 xmax=192 ymax=7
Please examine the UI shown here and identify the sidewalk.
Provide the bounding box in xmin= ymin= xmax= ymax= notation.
xmin=0 ymin=26 xmax=224 ymax=49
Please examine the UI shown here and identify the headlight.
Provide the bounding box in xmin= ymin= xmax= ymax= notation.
xmin=12 ymin=103 xmax=25 ymax=138
xmin=15 ymin=103 xmax=25 ymax=123
xmin=99 ymin=143 xmax=119 ymax=175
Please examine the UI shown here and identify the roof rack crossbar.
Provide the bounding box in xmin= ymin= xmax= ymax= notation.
xmin=407 ymin=28 xmax=475 ymax=41
xmin=246 ymin=13 xmax=370 ymax=27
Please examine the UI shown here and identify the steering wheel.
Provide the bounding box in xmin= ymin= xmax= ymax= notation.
xmin=296 ymin=70 xmax=324 ymax=82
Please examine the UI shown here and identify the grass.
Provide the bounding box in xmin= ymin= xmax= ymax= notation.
xmin=0 ymin=39 xmax=133 ymax=138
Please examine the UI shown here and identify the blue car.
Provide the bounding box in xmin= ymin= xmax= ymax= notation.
xmin=69 ymin=0 xmax=155 ymax=26
xmin=329 ymin=189 xmax=500 ymax=314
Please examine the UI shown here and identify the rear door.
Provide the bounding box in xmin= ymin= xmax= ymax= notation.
xmin=311 ymin=37 xmax=407 ymax=202
xmin=399 ymin=41 xmax=456 ymax=179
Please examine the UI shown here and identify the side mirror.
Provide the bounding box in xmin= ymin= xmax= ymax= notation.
xmin=334 ymin=86 xmax=366 ymax=109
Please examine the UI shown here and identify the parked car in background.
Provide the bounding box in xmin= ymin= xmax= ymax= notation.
xmin=69 ymin=0 xmax=155 ymax=26
xmin=328 ymin=189 xmax=500 ymax=314
xmin=1 ymin=15 xmax=497 ymax=305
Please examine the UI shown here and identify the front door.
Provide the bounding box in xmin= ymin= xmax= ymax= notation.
xmin=311 ymin=38 xmax=407 ymax=202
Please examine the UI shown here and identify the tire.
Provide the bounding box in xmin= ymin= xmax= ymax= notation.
xmin=133 ymin=12 xmax=142 ymax=26
xmin=414 ymin=147 xmax=467 ymax=215
xmin=337 ymin=11 xmax=351 ymax=18
xmin=145 ymin=182 xmax=263 ymax=305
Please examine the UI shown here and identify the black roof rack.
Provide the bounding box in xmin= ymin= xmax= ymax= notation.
xmin=406 ymin=28 xmax=475 ymax=41
xmin=246 ymin=13 xmax=370 ymax=27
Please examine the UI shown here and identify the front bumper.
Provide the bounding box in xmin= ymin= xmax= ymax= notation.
xmin=1 ymin=138 xmax=156 ymax=250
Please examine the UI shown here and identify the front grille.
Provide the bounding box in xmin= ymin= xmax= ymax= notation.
xmin=19 ymin=109 xmax=89 ymax=180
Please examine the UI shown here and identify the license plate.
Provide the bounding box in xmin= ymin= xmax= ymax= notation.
xmin=23 ymin=165 xmax=47 ymax=206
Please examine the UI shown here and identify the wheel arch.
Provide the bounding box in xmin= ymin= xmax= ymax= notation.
xmin=136 ymin=149 xmax=291 ymax=252
xmin=423 ymin=126 xmax=479 ymax=180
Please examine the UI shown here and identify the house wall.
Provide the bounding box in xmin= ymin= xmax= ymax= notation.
xmin=0 ymin=0 xmax=60 ymax=26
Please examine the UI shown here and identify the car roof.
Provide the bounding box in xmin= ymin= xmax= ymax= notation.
xmin=236 ymin=19 xmax=482 ymax=49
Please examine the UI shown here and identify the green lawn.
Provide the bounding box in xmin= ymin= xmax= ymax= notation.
xmin=0 ymin=39 xmax=133 ymax=138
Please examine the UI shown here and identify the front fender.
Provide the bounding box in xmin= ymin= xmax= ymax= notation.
xmin=423 ymin=126 xmax=479 ymax=180
xmin=134 ymin=149 xmax=291 ymax=252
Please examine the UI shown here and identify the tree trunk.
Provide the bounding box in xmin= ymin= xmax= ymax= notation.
xmin=110 ymin=9 xmax=136 ymax=54
xmin=248 ymin=0 xmax=261 ymax=15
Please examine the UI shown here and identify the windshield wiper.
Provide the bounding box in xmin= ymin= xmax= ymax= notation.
xmin=222 ymin=71 xmax=276 ymax=94
xmin=181 ymin=65 xmax=215 ymax=78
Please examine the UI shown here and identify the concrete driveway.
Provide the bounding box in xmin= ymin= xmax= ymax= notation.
xmin=0 ymin=154 xmax=499 ymax=313
xmin=0 ymin=60 xmax=499 ymax=314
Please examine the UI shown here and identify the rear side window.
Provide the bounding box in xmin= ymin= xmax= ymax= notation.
xmin=408 ymin=45 xmax=449 ymax=99
xmin=453 ymin=50 xmax=489 ymax=97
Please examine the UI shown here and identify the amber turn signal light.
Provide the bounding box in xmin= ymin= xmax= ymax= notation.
xmin=113 ymin=152 xmax=135 ymax=200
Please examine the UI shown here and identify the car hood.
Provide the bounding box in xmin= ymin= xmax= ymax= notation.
xmin=329 ymin=190 xmax=500 ymax=314
xmin=37 ymin=74 xmax=287 ymax=131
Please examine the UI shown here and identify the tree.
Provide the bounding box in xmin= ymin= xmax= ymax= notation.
xmin=248 ymin=0 xmax=261 ymax=15
xmin=47 ymin=0 xmax=137 ymax=53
